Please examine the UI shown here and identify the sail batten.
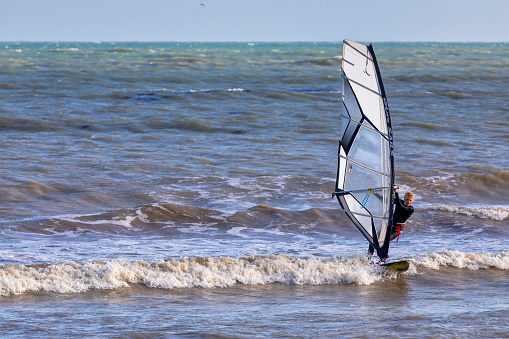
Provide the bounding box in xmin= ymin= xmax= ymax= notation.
xmin=335 ymin=40 xmax=395 ymax=260
xmin=337 ymin=155 xmax=391 ymax=177
xmin=343 ymin=40 xmax=374 ymax=61
xmin=339 ymin=114 xmax=390 ymax=139
xmin=342 ymin=74 xmax=383 ymax=97
xmin=340 ymin=210 xmax=389 ymax=220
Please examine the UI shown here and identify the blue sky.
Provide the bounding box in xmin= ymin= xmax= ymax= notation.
xmin=1 ymin=0 xmax=508 ymax=42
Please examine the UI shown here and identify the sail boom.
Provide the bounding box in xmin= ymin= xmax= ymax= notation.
xmin=334 ymin=186 xmax=392 ymax=195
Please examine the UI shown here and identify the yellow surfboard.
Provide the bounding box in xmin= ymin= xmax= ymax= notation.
xmin=380 ymin=260 xmax=409 ymax=272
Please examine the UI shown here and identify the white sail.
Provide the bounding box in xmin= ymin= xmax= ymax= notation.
xmin=335 ymin=40 xmax=395 ymax=259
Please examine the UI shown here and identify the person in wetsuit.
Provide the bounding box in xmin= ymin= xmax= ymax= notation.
xmin=368 ymin=189 xmax=414 ymax=257
xmin=390 ymin=190 xmax=414 ymax=240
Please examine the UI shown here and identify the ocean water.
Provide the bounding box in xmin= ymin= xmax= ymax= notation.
xmin=0 ymin=41 xmax=508 ymax=337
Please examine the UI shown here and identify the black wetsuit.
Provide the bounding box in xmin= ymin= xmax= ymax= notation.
xmin=368 ymin=192 xmax=414 ymax=256
xmin=389 ymin=192 xmax=414 ymax=241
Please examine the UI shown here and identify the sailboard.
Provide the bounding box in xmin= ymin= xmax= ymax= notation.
xmin=333 ymin=40 xmax=395 ymax=261
xmin=380 ymin=260 xmax=409 ymax=272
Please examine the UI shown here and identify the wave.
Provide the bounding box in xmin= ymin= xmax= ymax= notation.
xmin=125 ymin=88 xmax=251 ymax=102
xmin=293 ymin=87 xmax=340 ymax=94
xmin=432 ymin=205 xmax=509 ymax=221
xmin=0 ymin=110 xmax=250 ymax=135
xmin=123 ymin=86 xmax=338 ymax=105
xmin=8 ymin=195 xmax=507 ymax=237
xmin=437 ymin=90 xmax=471 ymax=99
xmin=412 ymin=250 xmax=509 ymax=270
xmin=0 ymin=115 xmax=63 ymax=132
xmin=0 ymin=255 xmax=392 ymax=296
xmin=415 ymin=138 xmax=453 ymax=146
xmin=9 ymin=203 xmax=349 ymax=236
xmin=401 ymin=121 xmax=447 ymax=130
xmin=293 ymin=58 xmax=339 ymax=66
xmin=485 ymin=120 xmax=509 ymax=126
xmin=392 ymin=74 xmax=506 ymax=84
xmin=2 ymin=251 xmax=507 ymax=296
xmin=413 ymin=169 xmax=509 ymax=200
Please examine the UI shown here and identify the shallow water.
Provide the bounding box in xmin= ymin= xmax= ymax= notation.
xmin=2 ymin=267 xmax=508 ymax=338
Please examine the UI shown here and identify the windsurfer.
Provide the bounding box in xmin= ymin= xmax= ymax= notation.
xmin=368 ymin=189 xmax=414 ymax=257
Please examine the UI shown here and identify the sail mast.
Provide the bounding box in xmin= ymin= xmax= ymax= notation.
xmin=367 ymin=43 xmax=394 ymax=259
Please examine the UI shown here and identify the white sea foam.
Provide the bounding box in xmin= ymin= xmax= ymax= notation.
xmin=0 ymin=255 xmax=395 ymax=296
xmin=433 ymin=205 xmax=509 ymax=220
xmin=227 ymin=227 xmax=250 ymax=238
xmin=55 ymin=208 xmax=151 ymax=229
xmin=111 ymin=216 xmax=137 ymax=228
xmin=413 ymin=250 xmax=509 ymax=270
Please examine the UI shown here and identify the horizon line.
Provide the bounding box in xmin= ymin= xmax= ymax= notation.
xmin=2 ymin=40 xmax=508 ymax=44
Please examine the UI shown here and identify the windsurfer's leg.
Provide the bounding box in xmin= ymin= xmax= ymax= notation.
xmin=389 ymin=229 xmax=399 ymax=241
xmin=389 ymin=225 xmax=402 ymax=242
xmin=367 ymin=243 xmax=374 ymax=257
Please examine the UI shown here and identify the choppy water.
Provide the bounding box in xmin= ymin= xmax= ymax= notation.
xmin=1 ymin=41 xmax=508 ymax=337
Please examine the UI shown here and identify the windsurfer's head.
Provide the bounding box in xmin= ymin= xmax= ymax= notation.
xmin=404 ymin=192 xmax=414 ymax=207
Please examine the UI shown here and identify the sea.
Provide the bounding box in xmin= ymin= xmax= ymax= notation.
xmin=0 ymin=41 xmax=508 ymax=338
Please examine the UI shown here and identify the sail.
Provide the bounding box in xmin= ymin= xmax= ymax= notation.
xmin=334 ymin=40 xmax=395 ymax=259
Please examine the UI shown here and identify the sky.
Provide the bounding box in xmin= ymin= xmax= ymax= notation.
xmin=1 ymin=0 xmax=508 ymax=42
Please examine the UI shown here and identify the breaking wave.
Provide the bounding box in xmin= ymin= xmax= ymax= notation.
xmin=0 ymin=255 xmax=390 ymax=296
xmin=2 ymin=251 xmax=508 ymax=296
xmin=433 ymin=205 xmax=509 ymax=221
xmin=413 ymin=250 xmax=509 ymax=270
